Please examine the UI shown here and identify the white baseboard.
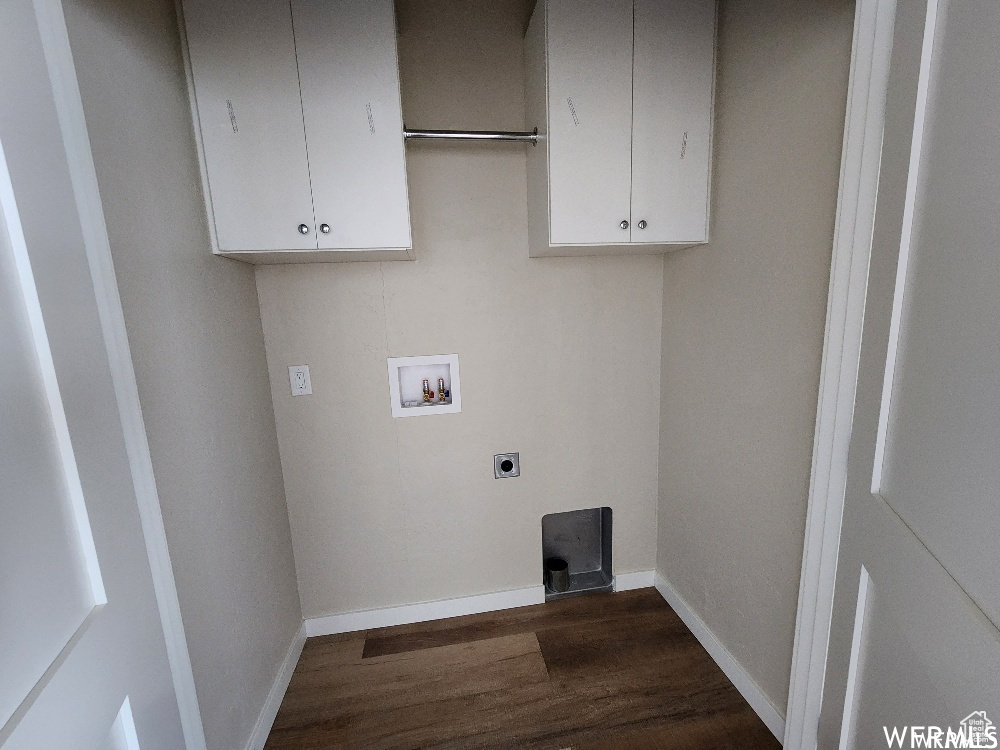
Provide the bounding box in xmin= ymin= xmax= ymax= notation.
xmin=305 ymin=574 xmax=660 ymax=638
xmin=304 ymin=585 xmax=546 ymax=637
xmin=614 ymin=570 xmax=656 ymax=591
xmin=243 ymin=623 xmax=306 ymax=750
xmin=654 ymin=573 xmax=785 ymax=742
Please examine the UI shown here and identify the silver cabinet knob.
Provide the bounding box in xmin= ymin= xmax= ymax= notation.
xmin=637 ymin=220 xmax=647 ymax=229
xmin=620 ymin=220 xmax=629 ymax=230
xmin=297 ymin=223 xmax=310 ymax=235
xmin=320 ymin=223 xmax=331 ymax=234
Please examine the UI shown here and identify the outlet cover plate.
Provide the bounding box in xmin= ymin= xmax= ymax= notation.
xmin=288 ymin=365 xmax=312 ymax=396
xmin=494 ymin=453 xmax=520 ymax=479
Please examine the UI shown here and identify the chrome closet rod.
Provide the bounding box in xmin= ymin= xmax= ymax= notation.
xmin=403 ymin=127 xmax=538 ymax=144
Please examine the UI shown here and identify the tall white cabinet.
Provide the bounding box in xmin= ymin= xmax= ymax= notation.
xmin=181 ymin=0 xmax=412 ymax=263
xmin=526 ymin=0 xmax=717 ymax=257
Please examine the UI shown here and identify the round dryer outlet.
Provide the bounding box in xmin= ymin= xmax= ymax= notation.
xmin=494 ymin=452 xmax=520 ymax=478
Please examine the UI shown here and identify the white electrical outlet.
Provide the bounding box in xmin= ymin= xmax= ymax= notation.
xmin=288 ymin=365 xmax=312 ymax=396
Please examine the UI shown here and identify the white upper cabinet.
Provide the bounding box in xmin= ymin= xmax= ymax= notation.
xmin=526 ymin=0 xmax=717 ymax=257
xmin=181 ymin=0 xmax=412 ymax=262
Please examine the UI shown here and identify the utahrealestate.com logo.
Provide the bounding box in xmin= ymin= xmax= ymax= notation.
xmin=884 ymin=712 xmax=997 ymax=748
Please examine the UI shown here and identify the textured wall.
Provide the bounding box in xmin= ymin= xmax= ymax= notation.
xmin=656 ymin=0 xmax=855 ymax=712
xmin=256 ymin=0 xmax=664 ymax=619
xmin=63 ymin=1 xmax=302 ymax=747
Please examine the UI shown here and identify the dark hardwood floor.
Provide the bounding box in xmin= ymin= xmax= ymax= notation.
xmin=265 ymin=588 xmax=781 ymax=749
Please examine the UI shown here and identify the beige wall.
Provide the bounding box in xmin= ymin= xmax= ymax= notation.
xmin=63 ymin=1 xmax=302 ymax=748
xmin=657 ymin=0 xmax=854 ymax=712
xmin=256 ymin=0 xmax=663 ymax=620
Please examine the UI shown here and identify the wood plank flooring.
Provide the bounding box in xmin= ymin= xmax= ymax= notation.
xmin=265 ymin=588 xmax=780 ymax=749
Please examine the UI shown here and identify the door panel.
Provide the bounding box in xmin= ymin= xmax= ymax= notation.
xmin=631 ymin=0 xmax=715 ymax=244
xmin=822 ymin=0 xmax=1000 ymax=745
xmin=0 ymin=172 xmax=97 ymax=731
xmin=846 ymin=500 xmax=1000 ymax=747
xmin=183 ymin=0 xmax=316 ymax=251
xmin=293 ymin=0 xmax=411 ymax=251
xmin=547 ymin=0 xmax=634 ymax=245
xmin=0 ymin=0 xmax=185 ymax=746
xmin=876 ymin=0 xmax=1000 ymax=628
xmin=108 ymin=700 xmax=141 ymax=750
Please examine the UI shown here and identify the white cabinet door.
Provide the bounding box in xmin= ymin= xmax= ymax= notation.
xmin=547 ymin=0 xmax=634 ymax=246
xmin=293 ymin=0 xmax=411 ymax=251
xmin=631 ymin=0 xmax=715 ymax=244
xmin=183 ymin=0 xmax=316 ymax=251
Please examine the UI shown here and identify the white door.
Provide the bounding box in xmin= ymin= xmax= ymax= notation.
xmin=0 ymin=1 xmax=187 ymax=748
xmin=822 ymin=0 xmax=1000 ymax=746
xmin=630 ymin=0 xmax=715 ymax=245
xmin=293 ymin=0 xmax=411 ymax=251
xmin=547 ymin=0 xmax=634 ymax=246
xmin=182 ymin=0 xmax=317 ymax=252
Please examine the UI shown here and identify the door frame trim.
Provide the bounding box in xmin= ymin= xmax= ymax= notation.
xmin=32 ymin=0 xmax=208 ymax=746
xmin=782 ymin=0 xmax=897 ymax=747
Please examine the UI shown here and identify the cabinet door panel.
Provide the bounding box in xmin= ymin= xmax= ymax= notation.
xmin=293 ymin=0 xmax=411 ymax=251
xmin=547 ymin=0 xmax=634 ymax=245
xmin=183 ymin=0 xmax=316 ymax=251
xmin=631 ymin=0 xmax=715 ymax=243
